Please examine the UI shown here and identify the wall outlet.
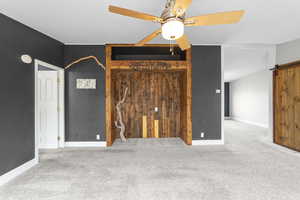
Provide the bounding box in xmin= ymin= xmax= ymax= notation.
xmin=200 ymin=132 xmax=205 ymax=138
xmin=96 ymin=134 xmax=100 ymax=140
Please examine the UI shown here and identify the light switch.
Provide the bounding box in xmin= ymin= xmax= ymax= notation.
xmin=154 ymin=107 xmax=159 ymax=112
xmin=216 ymin=89 xmax=221 ymax=94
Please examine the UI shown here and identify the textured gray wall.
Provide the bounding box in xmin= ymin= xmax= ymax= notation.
xmin=192 ymin=46 xmax=222 ymax=140
xmin=277 ymin=38 xmax=300 ymax=65
xmin=0 ymin=13 xmax=64 ymax=176
xmin=64 ymin=45 xmax=106 ymax=141
xmin=63 ymin=45 xmax=221 ymax=142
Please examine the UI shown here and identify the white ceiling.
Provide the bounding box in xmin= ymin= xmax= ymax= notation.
xmin=223 ymin=45 xmax=275 ymax=82
xmin=1 ymin=0 xmax=300 ymax=45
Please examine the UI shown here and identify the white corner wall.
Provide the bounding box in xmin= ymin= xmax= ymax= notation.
xmin=277 ymin=38 xmax=300 ymax=65
xmin=230 ymin=70 xmax=270 ymax=128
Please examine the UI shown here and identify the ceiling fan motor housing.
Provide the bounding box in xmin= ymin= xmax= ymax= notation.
xmin=160 ymin=0 xmax=185 ymax=40
xmin=161 ymin=0 xmax=185 ymax=22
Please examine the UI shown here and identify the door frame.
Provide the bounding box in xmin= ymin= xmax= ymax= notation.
xmin=34 ymin=59 xmax=65 ymax=162
xmin=105 ymin=44 xmax=192 ymax=146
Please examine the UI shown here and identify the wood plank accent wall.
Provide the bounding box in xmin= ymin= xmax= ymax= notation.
xmin=105 ymin=44 xmax=192 ymax=146
xmin=112 ymin=70 xmax=184 ymax=139
xmin=274 ymin=62 xmax=300 ymax=151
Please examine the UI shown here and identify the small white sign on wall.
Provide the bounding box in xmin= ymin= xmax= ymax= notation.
xmin=76 ymin=79 xmax=96 ymax=89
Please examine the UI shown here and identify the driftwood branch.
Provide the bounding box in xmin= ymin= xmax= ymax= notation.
xmin=115 ymin=87 xmax=128 ymax=142
xmin=65 ymin=56 xmax=106 ymax=70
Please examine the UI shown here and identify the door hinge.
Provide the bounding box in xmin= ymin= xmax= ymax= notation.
xmin=58 ymin=136 xmax=60 ymax=141
xmin=57 ymin=106 xmax=60 ymax=112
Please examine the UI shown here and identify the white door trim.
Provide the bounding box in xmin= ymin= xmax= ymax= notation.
xmin=35 ymin=59 xmax=65 ymax=162
xmin=221 ymin=45 xmax=225 ymax=144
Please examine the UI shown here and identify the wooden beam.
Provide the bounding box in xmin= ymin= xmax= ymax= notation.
xmin=105 ymin=46 xmax=113 ymax=146
xmin=186 ymin=48 xmax=193 ymax=145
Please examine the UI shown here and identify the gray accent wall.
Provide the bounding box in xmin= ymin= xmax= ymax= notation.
xmin=0 ymin=13 xmax=64 ymax=176
xmin=63 ymin=45 xmax=222 ymax=142
xmin=192 ymin=46 xmax=222 ymax=140
xmin=277 ymin=38 xmax=300 ymax=65
xmin=225 ymin=82 xmax=230 ymax=117
xmin=64 ymin=45 xmax=106 ymax=142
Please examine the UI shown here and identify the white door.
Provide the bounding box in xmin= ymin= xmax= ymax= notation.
xmin=38 ymin=71 xmax=59 ymax=149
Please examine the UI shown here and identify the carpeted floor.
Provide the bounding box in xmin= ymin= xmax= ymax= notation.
xmin=1 ymin=120 xmax=300 ymax=200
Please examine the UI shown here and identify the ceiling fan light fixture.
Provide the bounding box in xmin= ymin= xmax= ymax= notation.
xmin=161 ymin=19 xmax=184 ymax=40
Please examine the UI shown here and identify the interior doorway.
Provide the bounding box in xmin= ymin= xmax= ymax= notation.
xmin=34 ymin=60 xmax=64 ymax=159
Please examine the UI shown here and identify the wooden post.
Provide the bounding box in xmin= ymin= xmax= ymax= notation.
xmin=106 ymin=46 xmax=113 ymax=146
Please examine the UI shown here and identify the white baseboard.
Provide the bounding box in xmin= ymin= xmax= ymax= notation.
xmin=232 ymin=117 xmax=268 ymax=128
xmin=192 ymin=140 xmax=224 ymax=146
xmin=0 ymin=158 xmax=38 ymax=186
xmin=65 ymin=142 xmax=107 ymax=147
xmin=39 ymin=144 xmax=58 ymax=149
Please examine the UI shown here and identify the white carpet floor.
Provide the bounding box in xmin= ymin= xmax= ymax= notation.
xmin=0 ymin=120 xmax=300 ymax=200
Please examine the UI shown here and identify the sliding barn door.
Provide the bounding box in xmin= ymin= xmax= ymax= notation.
xmin=112 ymin=71 xmax=184 ymax=138
xmin=274 ymin=64 xmax=300 ymax=151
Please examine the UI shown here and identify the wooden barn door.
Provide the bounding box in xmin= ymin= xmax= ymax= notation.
xmin=274 ymin=63 xmax=300 ymax=151
xmin=112 ymin=71 xmax=184 ymax=139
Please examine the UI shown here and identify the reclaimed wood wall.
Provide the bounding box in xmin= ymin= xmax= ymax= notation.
xmin=112 ymin=70 xmax=185 ymax=138
xmin=106 ymin=44 xmax=192 ymax=146
xmin=274 ymin=62 xmax=300 ymax=151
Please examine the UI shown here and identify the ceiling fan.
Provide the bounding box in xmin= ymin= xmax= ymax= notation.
xmin=108 ymin=0 xmax=244 ymax=51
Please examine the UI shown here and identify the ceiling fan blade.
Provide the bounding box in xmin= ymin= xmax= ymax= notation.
xmin=176 ymin=35 xmax=191 ymax=50
xmin=173 ymin=0 xmax=192 ymax=16
xmin=109 ymin=5 xmax=162 ymax=22
xmin=135 ymin=29 xmax=162 ymax=46
xmin=185 ymin=10 xmax=245 ymax=26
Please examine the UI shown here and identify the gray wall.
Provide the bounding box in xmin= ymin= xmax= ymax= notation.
xmin=224 ymin=82 xmax=230 ymax=117
xmin=0 ymin=13 xmax=64 ymax=176
xmin=64 ymin=45 xmax=106 ymax=142
xmin=277 ymin=38 xmax=300 ymax=65
xmin=192 ymin=46 xmax=222 ymax=140
xmin=63 ymin=45 xmax=222 ymax=142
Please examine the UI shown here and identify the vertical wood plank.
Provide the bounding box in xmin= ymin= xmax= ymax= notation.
xmin=295 ymin=65 xmax=300 ymax=151
xmin=143 ymin=115 xmax=148 ymax=138
xmin=154 ymin=120 xmax=159 ymax=138
xmin=105 ymin=45 xmax=113 ymax=146
xmin=186 ymin=49 xmax=193 ymax=145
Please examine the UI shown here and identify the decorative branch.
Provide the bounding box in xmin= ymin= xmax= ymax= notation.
xmin=65 ymin=56 xmax=106 ymax=70
xmin=115 ymin=87 xmax=128 ymax=142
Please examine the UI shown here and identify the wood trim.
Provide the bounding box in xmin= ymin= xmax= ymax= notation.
xmin=110 ymin=61 xmax=188 ymax=69
xmin=105 ymin=44 xmax=193 ymax=146
xmin=278 ymin=60 xmax=300 ymax=69
xmin=186 ymin=49 xmax=193 ymax=145
xmin=105 ymin=46 xmax=113 ymax=146
xmin=273 ymin=70 xmax=276 ymax=144
xmin=106 ymin=44 xmax=181 ymax=48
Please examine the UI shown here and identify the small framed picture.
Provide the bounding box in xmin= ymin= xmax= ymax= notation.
xmin=76 ymin=79 xmax=96 ymax=89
